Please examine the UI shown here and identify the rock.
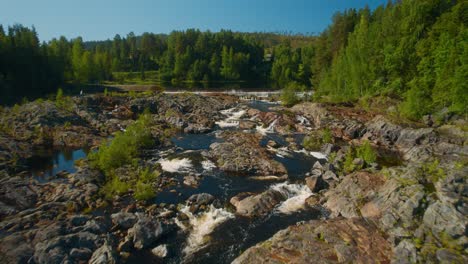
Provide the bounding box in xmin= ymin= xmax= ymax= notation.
xmin=423 ymin=201 xmax=466 ymax=240
xmin=0 ymin=233 xmax=34 ymax=263
xmin=187 ymin=193 xmax=215 ymax=207
xmin=33 ymin=232 xmax=99 ymax=264
xmin=127 ymin=214 xmax=164 ymax=250
xmin=183 ymin=175 xmax=199 ymax=187
xmin=320 ymin=143 xmax=339 ymax=156
xmin=230 ymin=189 xmax=286 ymax=217
xmin=393 ymin=240 xmax=417 ymax=264
xmin=70 ymin=215 xmax=90 ymax=226
xmin=117 ymin=238 xmax=133 ymax=252
xmin=322 ymin=170 xmax=338 ymax=181
xmin=266 ymin=140 xmax=279 ymax=148
xmin=324 ymin=172 xmax=386 ymax=218
xmin=305 ymin=196 xmax=320 ymax=207
xmin=89 ymin=241 xmax=118 ymax=264
xmin=232 ymin=218 xmax=392 ymax=264
xmin=305 ymin=175 xmax=328 ymax=193
xmin=436 ymin=248 xmax=467 ymax=263
xmin=239 ymin=120 xmax=257 ymax=129
xmin=111 ymin=212 xmax=137 ymax=229
xmin=352 ymin=158 xmax=364 ymax=167
xmin=151 ymin=244 xmax=168 ymax=258
xmin=208 ymin=131 xmax=287 ymax=176
xmin=69 ymin=248 xmax=93 ymax=261
xmin=0 ymin=176 xmax=38 ymax=217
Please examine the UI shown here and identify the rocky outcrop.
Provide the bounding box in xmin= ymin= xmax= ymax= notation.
xmin=207 ymin=131 xmax=287 ymax=176
xmin=126 ymin=213 xmax=164 ymax=250
xmin=230 ymin=190 xmax=286 ymax=217
xmin=233 ymin=218 xmax=392 ymax=264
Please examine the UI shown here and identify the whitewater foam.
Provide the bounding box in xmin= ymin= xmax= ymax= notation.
xmin=201 ymin=160 xmax=216 ymax=171
xmin=176 ymin=205 xmax=234 ymax=255
xmin=215 ymin=108 xmax=246 ymax=128
xmin=271 ymin=182 xmax=313 ymax=214
xmin=158 ymin=158 xmax=193 ymax=173
xmin=256 ymin=119 xmax=278 ymax=135
xmin=294 ymin=149 xmax=328 ymax=160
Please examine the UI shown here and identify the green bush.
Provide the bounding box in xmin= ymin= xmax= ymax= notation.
xmin=281 ymin=82 xmax=304 ymax=107
xmin=302 ymin=128 xmax=333 ymax=150
xmin=343 ymin=147 xmax=357 ymax=173
xmin=134 ymin=181 xmax=155 ymax=201
xmin=101 ymin=176 xmax=130 ymax=199
xmin=89 ymin=112 xmax=154 ymax=173
xmin=55 ymin=88 xmax=74 ymax=111
xmin=356 ymin=140 xmax=377 ymax=165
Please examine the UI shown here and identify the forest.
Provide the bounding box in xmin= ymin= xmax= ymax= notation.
xmin=0 ymin=0 xmax=466 ymax=119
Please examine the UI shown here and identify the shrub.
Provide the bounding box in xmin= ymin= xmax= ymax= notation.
xmin=88 ymin=112 xmax=154 ymax=173
xmin=134 ymin=181 xmax=155 ymax=201
xmin=281 ymin=82 xmax=303 ymax=107
xmin=55 ymin=88 xmax=74 ymax=111
xmin=101 ymin=176 xmax=130 ymax=199
xmin=356 ymin=140 xmax=376 ymax=165
xmin=420 ymin=159 xmax=445 ymax=183
xmin=343 ymin=147 xmax=357 ymax=173
xmin=302 ymin=128 xmax=333 ymax=150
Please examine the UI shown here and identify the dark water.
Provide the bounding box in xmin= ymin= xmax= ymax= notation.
xmin=143 ymin=108 xmax=320 ymax=263
xmin=28 ymin=147 xmax=88 ymax=182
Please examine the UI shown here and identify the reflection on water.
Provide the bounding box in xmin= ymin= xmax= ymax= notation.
xmin=28 ymin=148 xmax=88 ymax=181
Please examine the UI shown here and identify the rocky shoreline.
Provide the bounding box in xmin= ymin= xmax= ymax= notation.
xmin=0 ymin=93 xmax=466 ymax=263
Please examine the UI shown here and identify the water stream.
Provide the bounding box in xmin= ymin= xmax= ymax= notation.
xmin=28 ymin=100 xmax=325 ymax=263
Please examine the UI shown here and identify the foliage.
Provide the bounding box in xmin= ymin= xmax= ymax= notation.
xmin=280 ymin=82 xmax=305 ymax=107
xmin=356 ymin=140 xmax=376 ymax=165
xmin=88 ymin=111 xmax=154 ymax=174
xmin=419 ymin=159 xmax=446 ymax=183
xmin=302 ymin=128 xmax=333 ymax=150
xmin=55 ymin=88 xmax=74 ymax=111
xmin=343 ymin=147 xmax=358 ymax=173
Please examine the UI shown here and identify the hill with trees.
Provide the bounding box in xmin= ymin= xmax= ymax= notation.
xmin=0 ymin=0 xmax=466 ymax=119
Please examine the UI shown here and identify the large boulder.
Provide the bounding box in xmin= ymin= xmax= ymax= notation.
xmin=230 ymin=190 xmax=286 ymax=217
xmin=126 ymin=214 xmax=164 ymax=250
xmin=208 ymin=131 xmax=287 ymax=176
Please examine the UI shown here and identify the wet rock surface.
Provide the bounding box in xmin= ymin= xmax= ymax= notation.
xmin=207 ymin=131 xmax=287 ymax=176
xmin=233 ymin=218 xmax=392 ymax=264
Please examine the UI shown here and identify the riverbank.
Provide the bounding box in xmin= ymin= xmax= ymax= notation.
xmin=0 ymin=92 xmax=466 ymax=263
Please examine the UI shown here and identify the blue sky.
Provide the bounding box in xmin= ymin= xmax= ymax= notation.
xmin=0 ymin=0 xmax=388 ymax=41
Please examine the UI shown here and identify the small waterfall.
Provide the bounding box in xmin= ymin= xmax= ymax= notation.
xmin=158 ymin=158 xmax=193 ymax=173
xmin=176 ymin=205 xmax=235 ymax=255
xmin=270 ymin=182 xmax=313 ymax=214
xmin=215 ymin=107 xmax=246 ymax=128
xmin=256 ymin=119 xmax=278 ymax=135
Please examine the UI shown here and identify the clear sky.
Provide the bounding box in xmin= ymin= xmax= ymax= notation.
xmin=0 ymin=0 xmax=388 ymax=42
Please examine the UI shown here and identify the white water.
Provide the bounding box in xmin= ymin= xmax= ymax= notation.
xmin=201 ymin=160 xmax=216 ymax=171
xmin=271 ymin=182 xmax=313 ymax=214
xmin=267 ymin=146 xmax=293 ymax=158
xmin=176 ymin=205 xmax=235 ymax=255
xmin=215 ymin=107 xmax=246 ymax=128
xmin=294 ymin=149 xmax=328 ymax=160
xmin=158 ymin=158 xmax=193 ymax=173
xmin=256 ymin=119 xmax=278 ymax=135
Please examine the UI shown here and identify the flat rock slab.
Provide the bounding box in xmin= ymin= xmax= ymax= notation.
xmin=233 ymin=218 xmax=392 ymax=264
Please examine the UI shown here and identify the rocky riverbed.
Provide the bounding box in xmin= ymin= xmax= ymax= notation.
xmin=0 ymin=92 xmax=466 ymax=263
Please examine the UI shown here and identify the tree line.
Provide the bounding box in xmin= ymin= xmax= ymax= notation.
xmin=0 ymin=0 xmax=466 ymax=119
